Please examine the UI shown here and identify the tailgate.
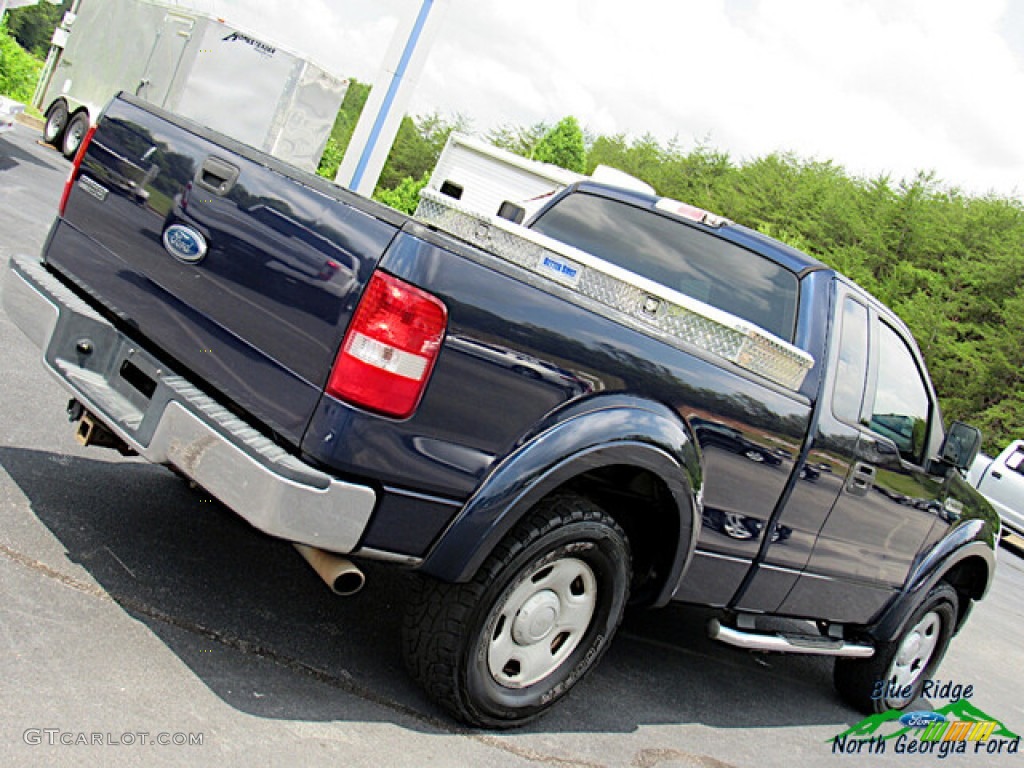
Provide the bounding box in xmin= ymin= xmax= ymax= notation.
xmin=46 ymin=95 xmax=402 ymax=445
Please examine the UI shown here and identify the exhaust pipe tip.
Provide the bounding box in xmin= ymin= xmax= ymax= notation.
xmin=293 ymin=543 xmax=365 ymax=596
xmin=330 ymin=569 xmax=366 ymax=597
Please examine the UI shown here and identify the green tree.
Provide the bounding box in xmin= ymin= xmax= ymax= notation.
xmin=315 ymin=137 xmax=344 ymax=180
xmin=7 ymin=1 xmax=69 ymax=57
xmin=486 ymin=121 xmax=550 ymax=158
xmin=377 ymin=111 xmax=465 ymax=190
xmin=317 ymin=78 xmax=466 ymax=190
xmin=374 ymin=172 xmax=430 ymax=215
xmin=317 ymin=79 xmax=371 ymax=177
xmin=531 ymin=116 xmax=585 ymax=172
xmin=0 ymin=23 xmax=42 ymax=103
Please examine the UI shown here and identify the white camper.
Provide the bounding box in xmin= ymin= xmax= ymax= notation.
xmin=35 ymin=0 xmax=347 ymax=171
xmin=424 ymin=132 xmax=654 ymax=221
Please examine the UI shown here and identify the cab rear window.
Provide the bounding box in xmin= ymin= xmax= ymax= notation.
xmin=530 ymin=192 xmax=799 ymax=341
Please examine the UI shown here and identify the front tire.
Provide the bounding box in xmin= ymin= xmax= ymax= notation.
xmin=403 ymin=493 xmax=631 ymax=728
xmin=834 ymin=583 xmax=959 ymax=714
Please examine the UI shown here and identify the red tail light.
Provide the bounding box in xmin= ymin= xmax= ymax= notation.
xmin=326 ymin=272 xmax=448 ymax=419
xmin=58 ymin=123 xmax=98 ymax=216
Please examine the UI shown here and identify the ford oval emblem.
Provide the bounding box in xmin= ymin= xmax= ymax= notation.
xmin=163 ymin=224 xmax=208 ymax=264
xmin=899 ymin=711 xmax=946 ymax=728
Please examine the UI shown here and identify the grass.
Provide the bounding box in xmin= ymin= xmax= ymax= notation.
xmin=145 ymin=188 xmax=174 ymax=219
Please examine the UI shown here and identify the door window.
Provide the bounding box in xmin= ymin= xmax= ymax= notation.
xmin=868 ymin=322 xmax=931 ymax=464
xmin=1005 ymin=448 xmax=1024 ymax=475
xmin=832 ymin=297 xmax=869 ymax=425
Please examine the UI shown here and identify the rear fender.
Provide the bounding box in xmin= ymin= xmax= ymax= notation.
xmin=420 ymin=395 xmax=701 ymax=603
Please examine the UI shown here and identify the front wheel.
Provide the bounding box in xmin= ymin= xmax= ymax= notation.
xmin=403 ymin=493 xmax=631 ymax=728
xmin=834 ymin=583 xmax=959 ymax=714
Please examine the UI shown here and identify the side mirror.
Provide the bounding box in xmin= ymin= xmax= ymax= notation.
xmin=939 ymin=421 xmax=982 ymax=472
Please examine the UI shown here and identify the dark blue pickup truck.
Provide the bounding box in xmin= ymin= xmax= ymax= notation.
xmin=2 ymin=94 xmax=999 ymax=728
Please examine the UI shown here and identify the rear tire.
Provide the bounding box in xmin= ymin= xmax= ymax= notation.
xmin=403 ymin=493 xmax=631 ymax=728
xmin=43 ymin=100 xmax=69 ymax=146
xmin=61 ymin=111 xmax=90 ymax=160
xmin=834 ymin=583 xmax=958 ymax=714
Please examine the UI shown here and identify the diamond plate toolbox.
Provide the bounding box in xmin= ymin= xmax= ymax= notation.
xmin=416 ymin=189 xmax=814 ymax=392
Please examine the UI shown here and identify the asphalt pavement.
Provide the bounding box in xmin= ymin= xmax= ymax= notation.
xmin=1 ymin=122 xmax=1022 ymax=768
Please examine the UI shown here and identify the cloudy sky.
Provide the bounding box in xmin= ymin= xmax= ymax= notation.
xmin=170 ymin=0 xmax=1024 ymax=198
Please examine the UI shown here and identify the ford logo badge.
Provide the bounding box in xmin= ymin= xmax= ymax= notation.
xmin=163 ymin=224 xmax=208 ymax=264
xmin=899 ymin=711 xmax=946 ymax=728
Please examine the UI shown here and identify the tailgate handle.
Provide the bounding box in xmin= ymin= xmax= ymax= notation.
xmin=196 ymin=157 xmax=240 ymax=196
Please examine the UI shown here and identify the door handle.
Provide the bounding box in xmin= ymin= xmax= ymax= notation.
xmin=196 ymin=156 xmax=240 ymax=196
xmin=991 ymin=471 xmax=1003 ymax=480
xmin=846 ymin=462 xmax=876 ymax=497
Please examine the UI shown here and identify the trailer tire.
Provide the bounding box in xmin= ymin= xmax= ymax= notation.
xmin=61 ymin=112 xmax=91 ymax=160
xmin=43 ymin=101 xmax=69 ymax=146
xmin=402 ymin=493 xmax=631 ymax=728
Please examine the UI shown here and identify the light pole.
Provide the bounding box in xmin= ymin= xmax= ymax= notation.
xmin=335 ymin=0 xmax=449 ymax=197
xmin=29 ymin=0 xmax=79 ymax=110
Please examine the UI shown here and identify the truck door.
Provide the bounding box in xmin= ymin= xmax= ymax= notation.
xmin=774 ymin=287 xmax=945 ymax=624
xmin=138 ymin=13 xmax=194 ymax=107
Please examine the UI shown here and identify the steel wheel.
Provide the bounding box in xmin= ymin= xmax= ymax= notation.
xmin=487 ymin=556 xmax=597 ymax=688
xmin=403 ymin=493 xmax=631 ymax=728
xmin=883 ymin=610 xmax=941 ymax=706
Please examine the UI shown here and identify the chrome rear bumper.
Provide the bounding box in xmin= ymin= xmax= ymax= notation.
xmin=2 ymin=255 xmax=376 ymax=553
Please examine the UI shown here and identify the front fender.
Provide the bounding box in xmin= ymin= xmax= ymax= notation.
xmin=867 ymin=518 xmax=996 ymax=643
xmin=420 ymin=395 xmax=701 ymax=597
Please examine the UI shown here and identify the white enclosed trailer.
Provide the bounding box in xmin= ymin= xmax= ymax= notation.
xmin=36 ymin=0 xmax=347 ymax=171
